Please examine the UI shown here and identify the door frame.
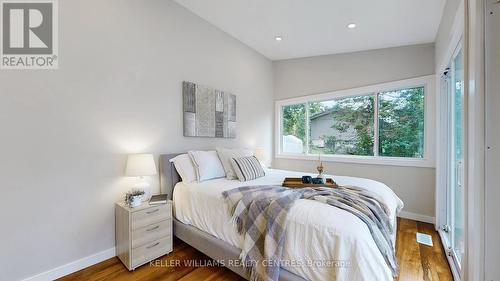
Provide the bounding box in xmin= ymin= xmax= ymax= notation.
xmin=464 ymin=0 xmax=486 ymax=280
xmin=436 ymin=0 xmax=486 ymax=280
xmin=435 ymin=1 xmax=465 ymax=280
xmin=437 ymin=39 xmax=464 ymax=281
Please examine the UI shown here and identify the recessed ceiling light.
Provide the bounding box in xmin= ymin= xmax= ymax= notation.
xmin=347 ymin=23 xmax=357 ymax=29
xmin=275 ymin=36 xmax=283 ymax=41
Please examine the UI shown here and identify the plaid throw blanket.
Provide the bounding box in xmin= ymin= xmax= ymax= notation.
xmin=222 ymin=185 xmax=398 ymax=281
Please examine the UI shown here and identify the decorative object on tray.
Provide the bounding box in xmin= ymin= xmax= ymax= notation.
xmin=282 ymin=177 xmax=338 ymax=188
xmin=125 ymin=189 xmax=145 ymax=208
xmin=312 ymin=138 xmax=327 ymax=184
xmin=125 ymin=153 xmax=158 ymax=201
xmin=149 ymin=194 xmax=168 ymax=205
xmin=183 ymin=81 xmax=236 ymax=138
xmin=301 ymin=175 xmax=313 ymax=184
xmin=312 ymin=177 xmax=325 ymax=184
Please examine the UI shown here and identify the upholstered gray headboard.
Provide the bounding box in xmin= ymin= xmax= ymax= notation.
xmin=159 ymin=153 xmax=183 ymax=200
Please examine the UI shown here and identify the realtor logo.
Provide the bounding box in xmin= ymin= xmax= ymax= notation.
xmin=1 ymin=0 xmax=58 ymax=69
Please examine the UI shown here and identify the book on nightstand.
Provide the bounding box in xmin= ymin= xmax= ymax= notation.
xmin=149 ymin=194 xmax=168 ymax=205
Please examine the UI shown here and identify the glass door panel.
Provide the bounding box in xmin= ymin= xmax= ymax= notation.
xmin=439 ymin=41 xmax=464 ymax=279
xmin=440 ymin=70 xmax=452 ymax=246
xmin=451 ymin=49 xmax=464 ymax=266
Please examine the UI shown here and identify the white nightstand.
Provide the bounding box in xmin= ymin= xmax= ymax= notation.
xmin=115 ymin=200 xmax=173 ymax=270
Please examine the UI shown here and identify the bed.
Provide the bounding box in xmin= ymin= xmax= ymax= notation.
xmin=159 ymin=154 xmax=404 ymax=281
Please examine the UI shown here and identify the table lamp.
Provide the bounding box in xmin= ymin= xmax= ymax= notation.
xmin=125 ymin=154 xmax=157 ymax=200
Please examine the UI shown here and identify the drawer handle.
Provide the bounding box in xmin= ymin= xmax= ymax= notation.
xmin=146 ymin=242 xmax=160 ymax=249
xmin=146 ymin=225 xmax=160 ymax=232
xmin=146 ymin=209 xmax=159 ymax=214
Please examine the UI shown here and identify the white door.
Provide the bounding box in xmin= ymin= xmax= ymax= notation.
xmin=439 ymin=43 xmax=465 ymax=277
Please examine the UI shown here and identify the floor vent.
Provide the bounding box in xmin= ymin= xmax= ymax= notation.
xmin=416 ymin=232 xmax=433 ymax=246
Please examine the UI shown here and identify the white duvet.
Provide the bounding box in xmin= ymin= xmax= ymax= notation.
xmin=173 ymin=169 xmax=404 ymax=281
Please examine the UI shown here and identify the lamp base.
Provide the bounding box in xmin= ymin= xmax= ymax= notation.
xmin=132 ymin=181 xmax=151 ymax=202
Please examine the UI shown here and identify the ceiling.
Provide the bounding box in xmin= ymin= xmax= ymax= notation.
xmin=174 ymin=0 xmax=446 ymax=61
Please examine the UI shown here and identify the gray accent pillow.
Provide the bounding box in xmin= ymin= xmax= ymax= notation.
xmin=230 ymin=156 xmax=265 ymax=182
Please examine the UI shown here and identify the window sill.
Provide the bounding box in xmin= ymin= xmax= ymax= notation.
xmin=275 ymin=153 xmax=435 ymax=168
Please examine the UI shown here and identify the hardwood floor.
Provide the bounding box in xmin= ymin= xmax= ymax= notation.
xmin=395 ymin=219 xmax=453 ymax=281
xmin=58 ymin=218 xmax=452 ymax=281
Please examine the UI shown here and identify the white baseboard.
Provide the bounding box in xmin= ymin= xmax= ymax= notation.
xmin=398 ymin=211 xmax=436 ymax=225
xmin=22 ymin=247 xmax=116 ymax=281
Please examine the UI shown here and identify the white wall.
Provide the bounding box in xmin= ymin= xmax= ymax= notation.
xmin=435 ymin=0 xmax=462 ymax=69
xmin=485 ymin=1 xmax=500 ymax=279
xmin=0 ymin=1 xmax=273 ymax=280
xmin=273 ymin=44 xmax=436 ymax=218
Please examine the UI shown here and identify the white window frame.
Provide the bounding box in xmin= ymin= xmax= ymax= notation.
xmin=275 ymin=75 xmax=436 ymax=168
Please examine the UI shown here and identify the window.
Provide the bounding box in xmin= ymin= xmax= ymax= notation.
xmin=378 ymin=87 xmax=425 ymax=158
xmin=309 ymin=95 xmax=374 ymax=156
xmin=276 ymin=76 xmax=434 ymax=167
xmin=281 ymin=104 xmax=307 ymax=153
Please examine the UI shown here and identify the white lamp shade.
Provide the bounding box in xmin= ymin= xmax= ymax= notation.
xmin=254 ymin=148 xmax=266 ymax=161
xmin=125 ymin=154 xmax=157 ymax=177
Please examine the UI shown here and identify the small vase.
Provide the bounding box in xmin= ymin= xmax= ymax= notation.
xmin=130 ymin=195 xmax=142 ymax=208
xmin=317 ymin=173 xmax=327 ymax=184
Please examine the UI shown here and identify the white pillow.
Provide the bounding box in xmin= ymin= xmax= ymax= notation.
xmin=216 ymin=147 xmax=254 ymax=179
xmin=169 ymin=154 xmax=197 ymax=183
xmin=188 ymin=150 xmax=226 ymax=182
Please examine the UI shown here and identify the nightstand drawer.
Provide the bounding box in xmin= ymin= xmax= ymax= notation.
xmin=131 ymin=204 xmax=171 ymax=230
xmin=131 ymin=236 xmax=172 ymax=269
xmin=131 ymin=219 xmax=172 ymax=248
